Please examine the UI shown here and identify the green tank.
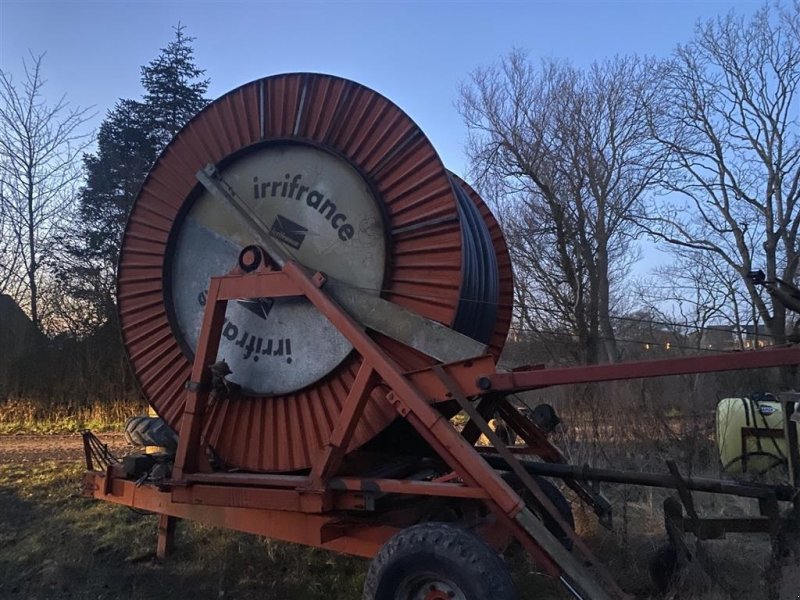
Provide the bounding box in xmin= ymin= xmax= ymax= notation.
xmin=716 ymin=395 xmax=794 ymax=474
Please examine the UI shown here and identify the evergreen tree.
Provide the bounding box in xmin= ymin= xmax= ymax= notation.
xmin=141 ymin=24 xmax=209 ymax=149
xmin=57 ymin=99 xmax=155 ymax=329
xmin=58 ymin=25 xmax=209 ymax=329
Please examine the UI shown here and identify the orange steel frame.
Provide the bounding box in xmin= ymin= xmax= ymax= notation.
xmin=83 ymin=254 xmax=800 ymax=600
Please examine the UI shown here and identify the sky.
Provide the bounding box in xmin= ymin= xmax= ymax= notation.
xmin=0 ymin=0 xmax=768 ymax=277
xmin=0 ymin=0 xmax=765 ymax=178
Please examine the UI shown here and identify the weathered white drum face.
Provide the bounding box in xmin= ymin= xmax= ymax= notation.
xmin=169 ymin=144 xmax=387 ymax=395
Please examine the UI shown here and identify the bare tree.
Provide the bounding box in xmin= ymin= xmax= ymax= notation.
xmin=0 ymin=53 xmax=92 ymax=329
xmin=459 ymin=52 xmax=666 ymax=363
xmin=0 ymin=179 xmax=23 ymax=296
xmin=639 ymin=248 xmax=752 ymax=350
xmin=640 ymin=3 xmax=800 ymax=345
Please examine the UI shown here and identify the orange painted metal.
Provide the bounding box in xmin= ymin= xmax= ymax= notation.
xmin=327 ymin=477 xmax=490 ymax=499
xmin=404 ymin=356 xmax=494 ymax=402
xmin=279 ymin=261 xmax=526 ymax=515
xmin=117 ymin=73 xmax=514 ymax=472
xmin=495 ymin=397 xmax=563 ymax=462
xmin=184 ymin=471 xmax=309 ymax=488
xmin=83 ymin=472 xmax=395 ymax=558
xmin=92 ymin=247 xmax=800 ymax=598
xmin=177 ymin=477 xmax=490 ymax=504
xmin=170 ymin=484 xmax=328 ymax=513
xmin=488 ymin=345 xmax=800 ymax=392
xmin=215 ymin=271 xmax=304 ymax=300
xmin=172 ymin=275 xmax=225 ymax=479
xmin=168 ymin=261 xmax=517 ymax=511
xmin=91 ymin=260 xmax=644 ymax=593
xmin=101 ymin=259 xmax=563 ymax=577
xmin=308 ymin=362 xmax=379 ymax=487
xmin=172 ymin=259 xmax=558 ymax=564
xmin=438 ymin=365 xmax=626 ymax=597
xmin=490 ymin=396 xmax=612 ymax=518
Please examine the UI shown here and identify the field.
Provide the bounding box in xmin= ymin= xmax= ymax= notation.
xmin=0 ymin=427 xmax=790 ymax=600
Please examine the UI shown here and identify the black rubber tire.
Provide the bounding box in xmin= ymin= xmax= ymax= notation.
xmin=535 ymin=477 xmax=575 ymax=550
xmin=124 ymin=416 xmax=178 ymax=451
xmin=521 ymin=476 xmax=575 ymax=551
xmin=648 ymin=543 xmax=678 ymax=591
xmin=363 ymin=522 xmax=517 ymax=600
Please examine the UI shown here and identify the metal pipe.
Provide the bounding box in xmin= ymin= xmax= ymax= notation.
xmin=486 ymin=346 xmax=800 ymax=392
xmin=482 ymin=455 xmax=797 ymax=501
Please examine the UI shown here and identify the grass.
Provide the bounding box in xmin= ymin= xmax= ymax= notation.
xmin=0 ymin=460 xmax=368 ymax=599
xmin=0 ymin=398 xmax=144 ymax=434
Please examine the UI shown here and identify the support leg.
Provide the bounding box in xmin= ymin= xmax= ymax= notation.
xmin=156 ymin=513 xmax=177 ymax=559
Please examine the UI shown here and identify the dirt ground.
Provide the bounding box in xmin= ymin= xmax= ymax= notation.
xmin=0 ymin=434 xmax=792 ymax=599
xmin=0 ymin=433 xmax=128 ymax=463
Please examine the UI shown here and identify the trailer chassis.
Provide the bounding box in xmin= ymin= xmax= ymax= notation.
xmin=83 ymin=248 xmax=800 ymax=600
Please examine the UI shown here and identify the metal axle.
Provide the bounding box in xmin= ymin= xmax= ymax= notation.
xmin=482 ymin=455 xmax=795 ymax=501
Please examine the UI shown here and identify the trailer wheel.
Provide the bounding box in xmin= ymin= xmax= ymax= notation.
xmin=534 ymin=477 xmax=574 ymax=550
xmin=519 ymin=476 xmax=575 ymax=550
xmin=363 ymin=522 xmax=517 ymax=600
xmin=648 ymin=543 xmax=678 ymax=591
xmin=124 ymin=416 xmax=178 ymax=451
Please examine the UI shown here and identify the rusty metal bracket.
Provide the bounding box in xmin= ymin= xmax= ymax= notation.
xmin=81 ymin=430 xmax=118 ymax=471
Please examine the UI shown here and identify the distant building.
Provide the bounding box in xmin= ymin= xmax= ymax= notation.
xmin=696 ymin=324 xmax=738 ymax=350
xmin=740 ymin=324 xmax=773 ymax=348
xmin=0 ymin=294 xmax=46 ymax=399
xmin=614 ymin=312 xmax=686 ymax=354
xmin=688 ymin=323 xmax=774 ymax=350
xmin=0 ymin=294 xmax=42 ymax=354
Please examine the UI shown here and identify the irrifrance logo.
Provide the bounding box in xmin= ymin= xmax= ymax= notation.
xmin=253 ymin=173 xmax=355 ymax=242
xmin=270 ymin=215 xmax=308 ymax=250
xmin=198 ymin=291 xmax=291 ymax=364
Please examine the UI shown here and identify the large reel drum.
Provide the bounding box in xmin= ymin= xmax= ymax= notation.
xmin=118 ymin=73 xmax=513 ymax=472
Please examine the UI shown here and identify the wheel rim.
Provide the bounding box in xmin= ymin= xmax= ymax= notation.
xmin=395 ymin=572 xmax=466 ymax=600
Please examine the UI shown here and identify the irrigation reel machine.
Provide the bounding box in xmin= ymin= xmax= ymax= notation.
xmin=83 ymin=73 xmax=800 ymax=600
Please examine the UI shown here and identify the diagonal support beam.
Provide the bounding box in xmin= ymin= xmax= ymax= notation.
xmin=461 ymin=395 xmax=499 ymax=446
xmin=432 ymin=366 xmax=629 ymax=600
xmin=495 ymin=397 xmax=613 ymax=524
xmin=308 ymin=362 xmax=378 ymax=486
